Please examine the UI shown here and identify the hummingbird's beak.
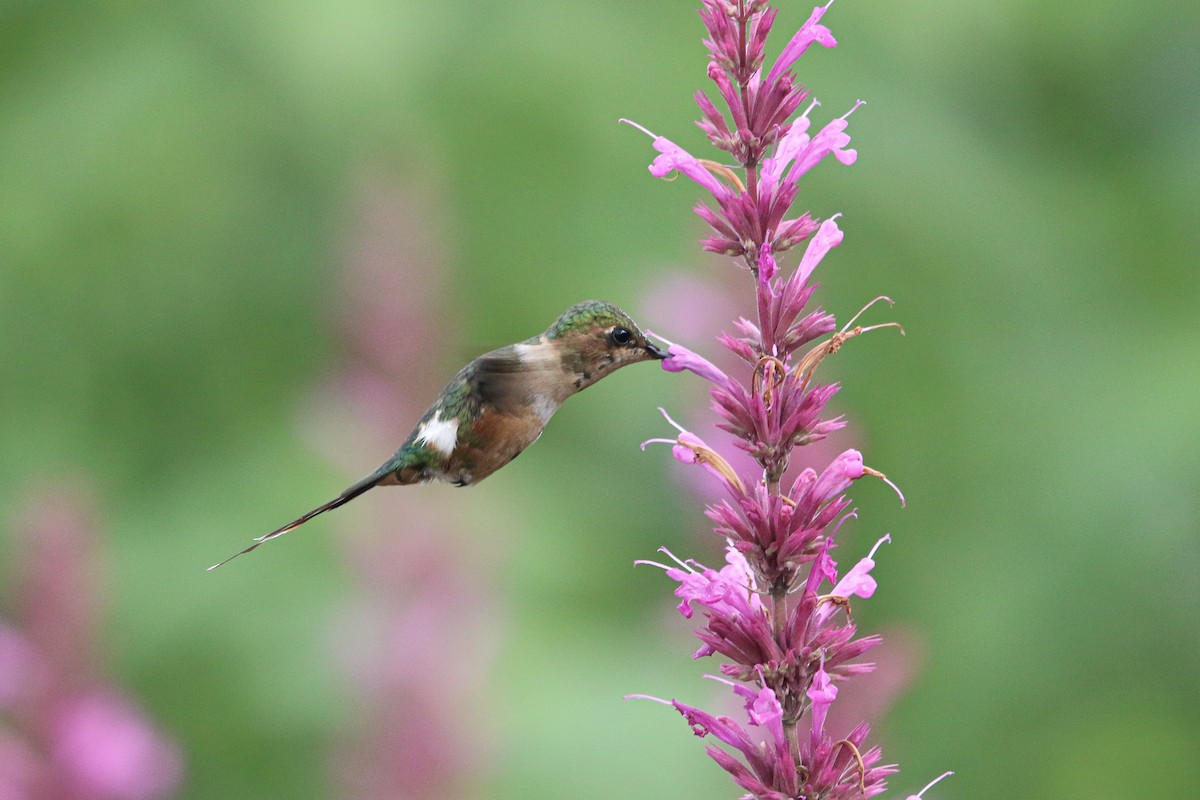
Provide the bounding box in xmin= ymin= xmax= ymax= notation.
xmin=646 ymin=341 xmax=670 ymax=360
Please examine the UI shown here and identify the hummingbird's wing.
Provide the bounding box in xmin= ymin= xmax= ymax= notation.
xmin=467 ymin=347 xmax=526 ymax=409
xmin=467 ymin=344 xmax=558 ymax=413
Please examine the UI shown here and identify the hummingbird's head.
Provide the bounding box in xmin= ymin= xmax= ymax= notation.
xmin=544 ymin=300 xmax=666 ymax=392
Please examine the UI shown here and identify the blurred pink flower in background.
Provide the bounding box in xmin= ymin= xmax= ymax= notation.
xmin=314 ymin=167 xmax=503 ymax=799
xmin=0 ymin=486 xmax=182 ymax=800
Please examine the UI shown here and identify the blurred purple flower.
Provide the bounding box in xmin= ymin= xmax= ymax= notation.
xmin=1 ymin=486 xmax=183 ymax=800
xmin=52 ymin=690 xmax=182 ymax=800
xmin=321 ymin=171 xmax=501 ymax=800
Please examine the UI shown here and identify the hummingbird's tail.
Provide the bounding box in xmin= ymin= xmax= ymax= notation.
xmin=207 ymin=470 xmax=386 ymax=570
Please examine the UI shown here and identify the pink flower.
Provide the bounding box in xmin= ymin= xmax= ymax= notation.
xmin=642 ymin=407 xmax=745 ymax=495
xmin=628 ymin=682 xmax=798 ymax=799
xmin=637 ymin=545 xmax=764 ymax=623
xmin=53 ymin=691 xmax=183 ymax=800
xmin=764 ymin=3 xmax=838 ymax=89
xmin=1 ymin=486 xmax=184 ymax=800
xmin=656 ymin=336 xmax=737 ymax=392
xmin=620 ymin=120 xmax=728 ymax=200
xmin=793 ymin=214 xmax=845 ymax=289
xmin=830 ymin=534 xmax=891 ymax=601
xmin=806 ymin=661 xmax=838 ymax=739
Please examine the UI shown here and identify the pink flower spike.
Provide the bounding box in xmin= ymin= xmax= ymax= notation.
xmin=907 ymin=771 xmax=955 ymax=799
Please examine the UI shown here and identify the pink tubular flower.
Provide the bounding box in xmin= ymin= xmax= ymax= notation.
xmin=620 ymin=119 xmax=728 ymax=200
xmin=642 ymin=407 xmax=745 ymax=495
xmin=655 ymin=336 xmax=739 ymax=394
xmin=687 ymin=544 xmax=765 ymax=620
xmin=813 ymin=534 xmax=890 ymax=628
xmin=786 ymin=102 xmax=862 ymax=181
xmin=757 ymin=242 xmax=779 ymax=287
xmin=629 ymin=681 xmax=798 ymax=799
xmin=636 ymin=545 xmax=772 ymax=661
xmin=764 ymin=3 xmax=838 ymax=88
xmin=830 ymin=534 xmax=890 ymax=601
xmin=806 ymin=660 xmax=837 ymax=740
xmin=793 ymin=214 xmax=845 ymax=289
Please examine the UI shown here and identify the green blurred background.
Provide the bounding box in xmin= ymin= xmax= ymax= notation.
xmin=2 ymin=0 xmax=1197 ymax=798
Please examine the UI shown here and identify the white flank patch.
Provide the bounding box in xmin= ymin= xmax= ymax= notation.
xmin=530 ymin=394 xmax=559 ymax=425
xmin=415 ymin=411 xmax=459 ymax=456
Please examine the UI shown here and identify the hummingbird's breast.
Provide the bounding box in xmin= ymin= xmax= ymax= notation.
xmin=441 ymin=403 xmax=551 ymax=485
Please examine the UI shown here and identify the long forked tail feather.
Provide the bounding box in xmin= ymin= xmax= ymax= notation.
xmin=207 ymin=471 xmax=384 ymax=570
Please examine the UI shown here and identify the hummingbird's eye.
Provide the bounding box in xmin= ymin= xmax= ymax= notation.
xmin=609 ymin=327 xmax=633 ymax=346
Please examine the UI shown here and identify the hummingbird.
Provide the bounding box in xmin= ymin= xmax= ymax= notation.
xmin=209 ymin=300 xmax=666 ymax=569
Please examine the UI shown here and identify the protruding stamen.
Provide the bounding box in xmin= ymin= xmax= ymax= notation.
xmin=862 ymin=465 xmax=906 ymax=507
xmin=623 ymin=693 xmax=672 ymax=705
xmin=657 ymin=406 xmax=688 ymax=435
xmin=841 ymin=98 xmax=865 ymax=120
xmin=703 ymin=673 xmax=737 ymax=689
xmin=657 ymin=546 xmax=698 ymax=572
xmin=840 ymin=295 xmax=894 ymax=332
xmin=911 ymin=771 xmax=955 ymax=799
xmin=867 ymin=533 xmax=892 ymax=560
xmin=618 ymin=118 xmax=656 ymax=138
